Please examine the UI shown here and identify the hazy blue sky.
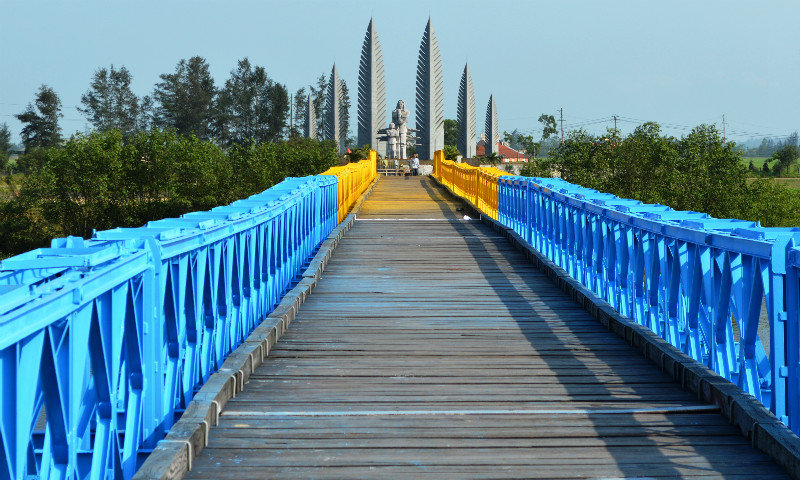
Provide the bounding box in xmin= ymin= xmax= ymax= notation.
xmin=2 ymin=1 xmax=799 ymax=144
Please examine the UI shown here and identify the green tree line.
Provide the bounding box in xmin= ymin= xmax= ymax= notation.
xmin=0 ymin=129 xmax=338 ymax=258
xmin=10 ymin=57 xmax=349 ymax=155
xmin=522 ymin=123 xmax=800 ymax=228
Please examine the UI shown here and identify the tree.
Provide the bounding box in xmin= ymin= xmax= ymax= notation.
xmin=340 ymin=79 xmax=351 ymax=148
xmin=268 ymin=82 xmax=290 ymax=141
xmin=16 ymin=85 xmax=63 ymax=152
xmin=786 ymin=131 xmax=799 ymax=148
xmin=443 ymin=119 xmax=458 ymax=146
xmin=443 ymin=145 xmax=460 ymax=160
xmin=309 ymin=73 xmax=327 ymax=138
xmin=538 ymin=114 xmax=558 ymax=140
xmin=152 ymin=56 xmax=217 ymax=140
xmin=215 ymin=58 xmax=289 ymax=145
xmin=78 ymin=65 xmax=142 ymax=136
xmin=291 ymin=87 xmax=306 ymax=137
xmin=0 ymin=123 xmax=11 ymax=171
xmin=773 ymin=144 xmax=799 ymax=175
xmin=483 ymin=151 xmax=501 ymax=166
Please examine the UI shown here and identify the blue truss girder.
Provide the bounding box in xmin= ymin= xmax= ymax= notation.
xmin=0 ymin=175 xmax=338 ymax=479
xmin=497 ymin=175 xmax=800 ymax=433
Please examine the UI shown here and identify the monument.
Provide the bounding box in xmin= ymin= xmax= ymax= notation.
xmin=324 ymin=63 xmax=345 ymax=154
xmin=457 ymin=63 xmax=477 ymax=158
xmin=415 ymin=18 xmax=444 ymax=160
xmin=357 ymin=18 xmax=387 ymax=156
xmin=378 ymin=100 xmax=417 ymax=159
xmin=304 ymin=93 xmax=316 ymax=139
xmin=485 ymin=94 xmax=499 ymax=155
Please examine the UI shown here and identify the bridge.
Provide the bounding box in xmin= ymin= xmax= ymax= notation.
xmin=3 ymin=152 xmax=800 ymax=479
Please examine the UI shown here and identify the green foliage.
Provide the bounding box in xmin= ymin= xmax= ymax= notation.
xmin=742 ymin=178 xmax=800 ymax=227
xmin=0 ymin=130 xmax=338 ymax=258
xmin=291 ymin=87 xmax=307 ymax=137
xmin=0 ymin=123 xmax=11 ymax=171
xmin=443 ymin=145 xmax=460 ymax=161
xmin=772 ymin=144 xmax=799 ymax=175
xmin=443 ymin=119 xmax=458 ymax=147
xmin=482 ymin=151 xmax=501 ymax=166
xmin=79 ymin=65 xmax=143 ymax=136
xmin=215 ymin=58 xmax=288 ymax=146
xmin=504 ymin=114 xmax=558 ymax=160
xmin=152 ymin=56 xmax=217 ymax=140
xmin=309 ymin=74 xmax=327 ymax=138
xmin=544 ymin=123 xmax=800 ymax=227
xmin=344 ymin=144 xmax=371 ymax=163
xmin=16 ymin=85 xmax=63 ymax=152
xmin=538 ymin=114 xmax=558 ymax=140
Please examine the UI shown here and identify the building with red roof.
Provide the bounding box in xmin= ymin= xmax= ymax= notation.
xmin=476 ymin=140 xmax=529 ymax=163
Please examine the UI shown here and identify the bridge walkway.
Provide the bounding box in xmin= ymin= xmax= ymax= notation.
xmin=185 ymin=176 xmax=788 ymax=479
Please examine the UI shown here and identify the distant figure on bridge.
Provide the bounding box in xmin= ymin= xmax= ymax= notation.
xmin=410 ymin=154 xmax=420 ymax=176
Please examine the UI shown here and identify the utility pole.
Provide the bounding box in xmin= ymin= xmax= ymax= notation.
xmin=289 ymin=93 xmax=294 ymax=138
xmin=722 ymin=114 xmax=726 ymax=139
xmin=613 ymin=115 xmax=618 ymax=133
xmin=559 ymin=108 xmax=564 ymax=141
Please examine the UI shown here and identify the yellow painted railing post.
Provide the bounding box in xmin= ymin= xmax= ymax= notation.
xmin=321 ymin=155 xmax=378 ymax=222
xmin=429 ymin=150 xmax=510 ymax=220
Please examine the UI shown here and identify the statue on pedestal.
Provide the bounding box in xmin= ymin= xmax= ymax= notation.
xmin=378 ymin=100 xmax=418 ymax=159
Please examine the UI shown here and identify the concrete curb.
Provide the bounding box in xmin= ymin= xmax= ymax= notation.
xmin=133 ymin=176 xmax=380 ymax=480
xmin=431 ymin=175 xmax=800 ymax=480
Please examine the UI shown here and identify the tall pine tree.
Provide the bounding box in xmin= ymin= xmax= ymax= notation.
xmin=16 ymin=85 xmax=63 ymax=152
xmin=152 ymin=56 xmax=217 ymax=139
xmin=78 ymin=65 xmax=142 ymax=136
xmin=215 ymin=58 xmax=288 ymax=146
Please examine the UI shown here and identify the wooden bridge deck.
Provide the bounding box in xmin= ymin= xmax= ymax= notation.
xmin=185 ymin=176 xmax=788 ymax=479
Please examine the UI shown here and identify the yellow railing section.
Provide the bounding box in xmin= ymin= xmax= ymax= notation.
xmin=432 ymin=150 xmax=509 ymax=219
xmin=321 ymin=150 xmax=378 ymax=222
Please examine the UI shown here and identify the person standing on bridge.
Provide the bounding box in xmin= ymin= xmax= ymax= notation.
xmin=411 ymin=154 xmax=420 ymax=176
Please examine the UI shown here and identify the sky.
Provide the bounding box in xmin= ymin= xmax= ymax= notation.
xmin=2 ymin=0 xmax=799 ymax=145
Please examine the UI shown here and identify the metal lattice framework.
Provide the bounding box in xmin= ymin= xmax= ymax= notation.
xmin=433 ymin=154 xmax=800 ymax=434
xmin=496 ymin=175 xmax=800 ymax=433
xmin=414 ymin=18 xmax=444 ymax=160
xmin=0 ymin=176 xmax=339 ymax=479
xmin=324 ymin=64 xmax=343 ymax=154
xmin=304 ymin=93 xmax=316 ymax=139
xmin=457 ymin=64 xmax=477 ymax=158
xmin=484 ymin=95 xmax=499 ymax=155
xmin=357 ymin=18 xmax=386 ymax=156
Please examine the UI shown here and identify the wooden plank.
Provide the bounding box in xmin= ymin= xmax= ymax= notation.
xmin=184 ymin=176 xmax=789 ymax=479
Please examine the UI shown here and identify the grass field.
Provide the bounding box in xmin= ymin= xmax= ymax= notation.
xmin=771 ymin=177 xmax=800 ymax=190
xmin=741 ymin=157 xmax=771 ymax=169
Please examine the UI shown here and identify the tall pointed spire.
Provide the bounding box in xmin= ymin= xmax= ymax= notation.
xmin=485 ymin=95 xmax=499 ymax=155
xmin=457 ymin=63 xmax=477 ymax=158
xmin=357 ymin=18 xmax=387 ymax=156
xmin=324 ymin=63 xmax=344 ymax=154
xmin=415 ymin=18 xmax=444 ymax=160
xmin=304 ymin=93 xmax=316 ymax=139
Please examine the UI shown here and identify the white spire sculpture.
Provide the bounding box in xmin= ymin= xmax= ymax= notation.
xmin=415 ymin=18 xmax=444 ymax=160
xmin=357 ymin=18 xmax=387 ymax=156
xmin=324 ymin=64 xmax=344 ymax=154
xmin=304 ymin=93 xmax=316 ymax=139
xmin=485 ymin=94 xmax=499 ymax=155
xmin=457 ymin=64 xmax=477 ymax=158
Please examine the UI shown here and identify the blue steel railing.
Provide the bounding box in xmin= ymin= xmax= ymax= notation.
xmin=498 ymin=176 xmax=800 ymax=433
xmin=0 ymin=175 xmax=338 ymax=480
